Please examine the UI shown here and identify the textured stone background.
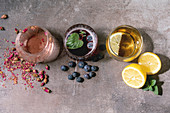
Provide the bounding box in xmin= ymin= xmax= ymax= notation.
xmin=0 ymin=0 xmax=170 ymax=113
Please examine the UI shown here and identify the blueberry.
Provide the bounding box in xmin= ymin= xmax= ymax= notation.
xmin=68 ymin=75 xmax=75 ymax=80
xmin=61 ymin=65 xmax=69 ymax=71
xmin=86 ymin=35 xmax=93 ymax=42
xmin=99 ymin=44 xmax=106 ymax=51
xmin=78 ymin=61 xmax=87 ymax=68
xmin=84 ymin=65 xmax=91 ymax=72
xmin=76 ymin=77 xmax=84 ymax=83
xmin=92 ymin=53 xmax=104 ymax=62
xmin=97 ymin=53 xmax=104 ymax=60
xmin=87 ymin=42 xmax=93 ymax=49
xmin=89 ymin=72 xmax=96 ymax=77
xmin=72 ymin=72 xmax=80 ymax=77
xmin=68 ymin=61 xmax=76 ymax=67
xmin=91 ymin=66 xmax=99 ymax=71
xmin=84 ymin=74 xmax=91 ymax=79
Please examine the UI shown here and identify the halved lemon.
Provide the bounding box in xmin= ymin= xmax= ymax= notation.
xmin=138 ymin=52 xmax=161 ymax=75
xmin=122 ymin=63 xmax=147 ymax=88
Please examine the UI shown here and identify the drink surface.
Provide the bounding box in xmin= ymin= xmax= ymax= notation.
xmin=26 ymin=31 xmax=47 ymax=54
xmin=64 ymin=24 xmax=98 ymax=61
xmin=106 ymin=25 xmax=143 ymax=62
xmin=67 ymin=29 xmax=92 ymax=56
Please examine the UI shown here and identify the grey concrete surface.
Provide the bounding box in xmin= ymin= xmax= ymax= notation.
xmin=0 ymin=0 xmax=170 ymax=113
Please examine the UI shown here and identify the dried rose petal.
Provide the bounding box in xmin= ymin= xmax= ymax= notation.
xmin=1 ymin=14 xmax=8 ymax=19
xmin=44 ymin=74 xmax=48 ymax=79
xmin=8 ymin=53 xmax=14 ymax=59
xmin=42 ymin=38 xmax=45 ymax=42
xmin=39 ymin=70 xmax=44 ymax=75
xmin=32 ymin=73 xmax=39 ymax=77
xmin=20 ymin=43 xmax=23 ymax=46
xmin=45 ymin=65 xmax=50 ymax=70
xmin=15 ymin=28 xmax=19 ymax=34
xmin=13 ymin=57 xmax=18 ymax=61
xmin=14 ymin=78 xmax=18 ymax=84
xmin=36 ymin=78 xmax=41 ymax=82
xmin=22 ymin=28 xmax=28 ymax=33
xmin=33 ymin=69 xmax=38 ymax=73
xmin=42 ymin=87 xmax=51 ymax=93
xmin=11 ymin=42 xmax=15 ymax=45
xmin=39 ymin=75 xmax=44 ymax=81
xmin=25 ymin=68 xmax=31 ymax=72
xmin=45 ymin=32 xmax=48 ymax=36
xmin=41 ymin=82 xmax=45 ymax=87
xmin=0 ymin=27 xmax=5 ymax=30
xmin=43 ymin=78 xmax=48 ymax=84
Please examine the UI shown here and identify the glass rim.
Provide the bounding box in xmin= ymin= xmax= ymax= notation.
xmin=17 ymin=26 xmax=50 ymax=56
xmin=108 ymin=25 xmax=143 ymax=59
xmin=64 ymin=24 xmax=98 ymax=60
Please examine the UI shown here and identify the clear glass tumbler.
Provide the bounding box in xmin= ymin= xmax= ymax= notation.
xmin=15 ymin=26 xmax=60 ymax=63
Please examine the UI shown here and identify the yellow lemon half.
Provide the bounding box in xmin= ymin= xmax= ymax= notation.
xmin=138 ymin=52 xmax=161 ymax=75
xmin=122 ymin=63 xmax=147 ymax=88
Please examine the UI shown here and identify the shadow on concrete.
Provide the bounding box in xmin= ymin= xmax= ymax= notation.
xmin=138 ymin=28 xmax=154 ymax=53
xmin=48 ymin=29 xmax=66 ymax=61
xmin=150 ymin=53 xmax=169 ymax=95
xmin=156 ymin=53 xmax=170 ymax=74
xmin=131 ymin=28 xmax=154 ymax=63
xmin=95 ymin=28 xmax=112 ymax=62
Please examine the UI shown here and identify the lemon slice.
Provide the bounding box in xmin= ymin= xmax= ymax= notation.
xmin=122 ymin=63 xmax=147 ymax=88
xmin=109 ymin=32 xmax=122 ymax=55
xmin=138 ymin=52 xmax=161 ymax=75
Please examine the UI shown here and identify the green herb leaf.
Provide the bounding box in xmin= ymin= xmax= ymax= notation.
xmin=142 ymin=87 xmax=149 ymax=91
xmin=153 ymin=85 xmax=159 ymax=95
xmin=80 ymin=31 xmax=86 ymax=34
xmin=66 ymin=33 xmax=84 ymax=49
xmin=150 ymin=79 xmax=156 ymax=86
xmin=149 ymin=86 xmax=153 ymax=91
xmin=142 ymin=81 xmax=150 ymax=91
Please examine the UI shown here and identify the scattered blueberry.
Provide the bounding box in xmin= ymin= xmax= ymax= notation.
xmin=97 ymin=53 xmax=104 ymax=60
xmin=61 ymin=65 xmax=69 ymax=71
xmin=92 ymin=53 xmax=104 ymax=62
xmin=89 ymin=72 xmax=96 ymax=77
xmin=68 ymin=61 xmax=76 ymax=67
xmin=78 ymin=61 xmax=87 ymax=68
xmin=91 ymin=66 xmax=99 ymax=71
xmin=86 ymin=35 xmax=93 ymax=42
xmin=68 ymin=75 xmax=75 ymax=80
xmin=99 ymin=44 xmax=106 ymax=51
xmin=91 ymin=56 xmax=98 ymax=62
xmin=84 ymin=74 xmax=91 ymax=79
xmin=72 ymin=72 xmax=80 ymax=77
xmin=84 ymin=65 xmax=91 ymax=72
xmin=76 ymin=77 xmax=84 ymax=83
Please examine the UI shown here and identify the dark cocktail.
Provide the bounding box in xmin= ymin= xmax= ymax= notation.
xmin=64 ymin=24 xmax=98 ymax=60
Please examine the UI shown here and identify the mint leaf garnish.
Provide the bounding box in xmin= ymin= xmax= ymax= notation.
xmin=142 ymin=76 xmax=161 ymax=95
xmin=150 ymin=79 xmax=156 ymax=86
xmin=149 ymin=86 xmax=153 ymax=91
xmin=153 ymin=86 xmax=159 ymax=95
xmin=80 ymin=31 xmax=86 ymax=34
xmin=66 ymin=33 xmax=84 ymax=49
xmin=142 ymin=86 xmax=149 ymax=91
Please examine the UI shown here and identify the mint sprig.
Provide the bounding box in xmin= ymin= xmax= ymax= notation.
xmin=142 ymin=77 xmax=159 ymax=95
xmin=79 ymin=31 xmax=86 ymax=34
xmin=66 ymin=33 xmax=84 ymax=49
